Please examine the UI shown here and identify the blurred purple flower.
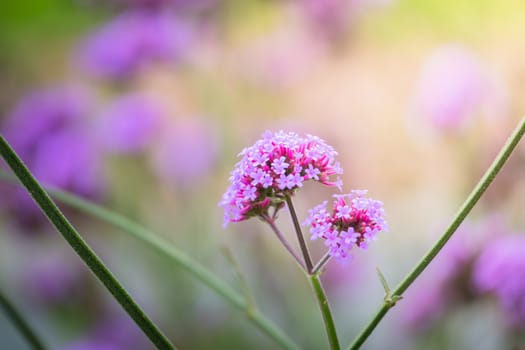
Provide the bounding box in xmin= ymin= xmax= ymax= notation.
xmin=115 ymin=0 xmax=219 ymax=12
xmin=399 ymin=216 xmax=504 ymax=330
xmin=61 ymin=315 xmax=146 ymax=350
xmin=1 ymin=87 xmax=103 ymax=224
xmin=33 ymin=130 xmax=101 ymax=197
xmin=152 ymin=118 xmax=218 ymax=188
xmin=3 ymin=87 xmax=88 ymax=160
xmin=301 ymin=0 xmax=377 ymax=42
xmin=78 ymin=11 xmax=193 ymax=79
xmin=97 ymin=94 xmax=163 ymax=154
xmin=23 ymin=251 xmax=85 ymax=304
xmin=473 ymin=235 xmax=525 ymax=328
xmin=413 ymin=45 xmax=489 ymax=131
xmin=399 ymin=232 xmax=475 ymax=330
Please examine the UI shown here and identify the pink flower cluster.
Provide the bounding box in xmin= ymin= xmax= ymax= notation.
xmin=220 ymin=130 xmax=343 ymax=226
xmin=304 ymin=190 xmax=387 ymax=261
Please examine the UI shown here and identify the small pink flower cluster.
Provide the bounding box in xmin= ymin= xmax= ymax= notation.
xmin=304 ymin=190 xmax=388 ymax=261
xmin=220 ymin=130 xmax=343 ymax=226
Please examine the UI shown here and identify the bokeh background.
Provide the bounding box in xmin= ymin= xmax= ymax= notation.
xmin=1 ymin=0 xmax=525 ymax=349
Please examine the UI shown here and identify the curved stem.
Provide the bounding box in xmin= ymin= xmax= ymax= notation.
xmin=310 ymin=275 xmax=341 ymax=350
xmin=284 ymin=195 xmax=313 ymax=273
xmin=0 ymin=288 xmax=47 ymax=350
xmin=262 ymin=215 xmax=306 ymax=271
xmin=348 ymin=115 xmax=525 ymax=350
xmin=0 ymin=136 xmax=176 ymax=350
xmin=0 ymin=171 xmax=300 ymax=350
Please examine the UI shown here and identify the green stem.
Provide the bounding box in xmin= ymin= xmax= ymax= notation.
xmin=285 ymin=196 xmax=340 ymax=349
xmin=263 ymin=215 xmax=306 ymax=271
xmin=0 ymin=288 xmax=47 ymax=350
xmin=310 ymin=275 xmax=341 ymax=350
xmin=0 ymin=173 xmax=300 ymax=350
xmin=312 ymin=252 xmax=332 ymax=276
xmin=348 ymin=115 xmax=525 ymax=350
xmin=284 ymin=195 xmax=313 ymax=273
xmin=0 ymin=136 xmax=177 ymax=350
xmin=221 ymin=246 xmax=257 ymax=315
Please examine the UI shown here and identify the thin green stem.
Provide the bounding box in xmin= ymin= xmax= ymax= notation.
xmin=263 ymin=215 xmax=306 ymax=271
xmin=221 ymin=246 xmax=257 ymax=315
xmin=312 ymin=252 xmax=332 ymax=276
xmin=310 ymin=275 xmax=341 ymax=350
xmin=0 ymin=288 xmax=47 ymax=350
xmin=0 ymin=171 xmax=300 ymax=350
xmin=348 ymin=115 xmax=525 ymax=350
xmin=0 ymin=136 xmax=177 ymax=350
xmin=284 ymin=195 xmax=313 ymax=273
xmin=285 ymin=196 xmax=340 ymax=349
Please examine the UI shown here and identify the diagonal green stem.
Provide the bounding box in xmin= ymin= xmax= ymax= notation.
xmin=262 ymin=214 xmax=306 ymax=271
xmin=348 ymin=115 xmax=525 ymax=350
xmin=310 ymin=274 xmax=341 ymax=350
xmin=312 ymin=252 xmax=332 ymax=276
xmin=0 ymin=172 xmax=300 ymax=350
xmin=0 ymin=288 xmax=47 ymax=350
xmin=0 ymin=136 xmax=177 ymax=350
xmin=284 ymin=196 xmax=340 ymax=350
xmin=284 ymin=195 xmax=313 ymax=273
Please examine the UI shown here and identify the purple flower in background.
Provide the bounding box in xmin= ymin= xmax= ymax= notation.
xmin=473 ymin=235 xmax=525 ymax=328
xmin=219 ymin=130 xmax=343 ymax=227
xmin=78 ymin=11 xmax=192 ymax=79
xmin=303 ymin=190 xmax=387 ymax=262
xmin=400 ymin=233 xmax=474 ymax=330
xmin=61 ymin=315 xmax=146 ymax=350
xmin=302 ymin=0 xmax=353 ymax=40
xmin=115 ymin=0 xmax=219 ymax=12
xmin=32 ymin=130 xmax=101 ymax=197
xmin=398 ymin=216 xmax=505 ymax=331
xmin=3 ymin=87 xmax=88 ymax=160
xmin=23 ymin=251 xmax=85 ymax=304
xmin=1 ymin=87 xmax=103 ymax=223
xmin=97 ymin=94 xmax=163 ymax=154
xmin=152 ymin=118 xmax=218 ymax=187
xmin=413 ymin=45 xmax=489 ymax=131
xmin=301 ymin=0 xmax=381 ymax=42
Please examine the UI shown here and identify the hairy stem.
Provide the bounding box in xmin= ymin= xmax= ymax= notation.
xmin=0 ymin=136 xmax=176 ymax=350
xmin=0 ymin=288 xmax=47 ymax=350
xmin=348 ymin=115 xmax=525 ymax=350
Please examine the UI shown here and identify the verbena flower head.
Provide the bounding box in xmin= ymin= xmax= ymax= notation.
xmin=304 ymin=190 xmax=387 ymax=261
xmin=473 ymin=235 xmax=525 ymax=328
xmin=220 ymin=130 xmax=343 ymax=227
